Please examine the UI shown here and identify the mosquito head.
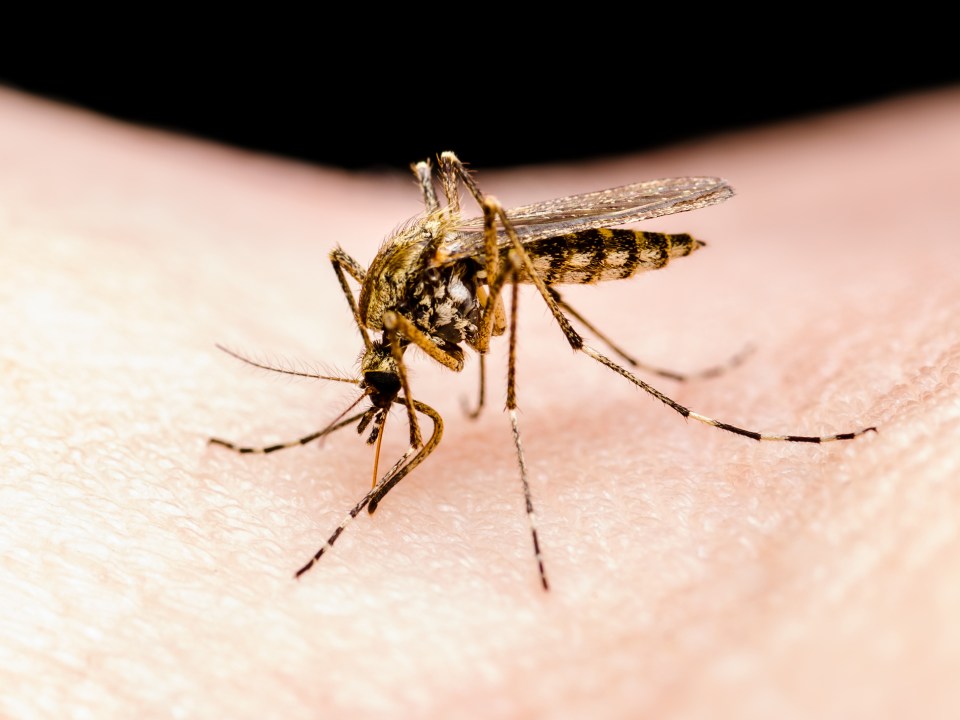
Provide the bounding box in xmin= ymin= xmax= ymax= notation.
xmin=360 ymin=340 xmax=402 ymax=409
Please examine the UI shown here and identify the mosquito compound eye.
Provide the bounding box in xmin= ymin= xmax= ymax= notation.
xmin=364 ymin=371 xmax=401 ymax=407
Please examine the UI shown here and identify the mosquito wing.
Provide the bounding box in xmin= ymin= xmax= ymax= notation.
xmin=440 ymin=176 xmax=733 ymax=263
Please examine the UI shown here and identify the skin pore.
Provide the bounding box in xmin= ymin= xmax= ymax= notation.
xmin=2 ymin=86 xmax=959 ymax=718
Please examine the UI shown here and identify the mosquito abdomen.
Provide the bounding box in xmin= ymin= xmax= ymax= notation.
xmin=517 ymin=228 xmax=703 ymax=285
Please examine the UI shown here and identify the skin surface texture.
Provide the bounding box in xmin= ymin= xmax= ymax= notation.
xmin=2 ymin=86 xmax=959 ymax=719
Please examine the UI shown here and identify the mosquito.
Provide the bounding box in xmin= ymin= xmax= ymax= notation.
xmin=209 ymin=151 xmax=876 ymax=590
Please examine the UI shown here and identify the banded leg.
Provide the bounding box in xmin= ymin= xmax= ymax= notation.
xmin=473 ymin=192 xmax=551 ymax=588
xmin=503 ymin=254 xmax=548 ymax=590
xmin=581 ymin=345 xmax=877 ymax=441
xmin=209 ymin=407 xmax=368 ymax=455
xmin=548 ymin=287 xmax=753 ymax=381
xmin=295 ymin=398 xmax=443 ymax=578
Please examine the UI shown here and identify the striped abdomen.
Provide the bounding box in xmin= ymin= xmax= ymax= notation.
xmin=515 ymin=228 xmax=703 ymax=285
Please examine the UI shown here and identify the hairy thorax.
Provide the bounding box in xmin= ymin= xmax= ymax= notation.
xmin=358 ymin=215 xmax=482 ymax=349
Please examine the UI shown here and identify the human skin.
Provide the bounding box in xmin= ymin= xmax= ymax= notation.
xmin=2 ymin=86 xmax=959 ymax=719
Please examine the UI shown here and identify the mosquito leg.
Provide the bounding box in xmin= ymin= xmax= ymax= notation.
xmin=330 ymin=247 xmax=372 ymax=352
xmin=434 ymin=150 xmax=514 ymax=317
xmin=451 ymin=191 xmax=553 ymax=588
xmin=581 ymin=343 xmax=877 ymax=442
xmin=380 ymin=308 xmax=466 ymax=451
xmin=510 ymin=409 xmax=545 ymax=588
xmin=486 ymin=198 xmax=584 ymax=350
xmin=438 ymin=152 xmax=465 ymax=215
xmin=381 ymin=310 xmax=465 ymax=371
xmin=504 ymin=256 xmax=549 ymax=590
xmin=461 ymin=353 xmax=486 ymax=419
xmin=209 ymin=410 xmax=368 ymax=454
xmin=548 ymin=287 xmax=754 ymax=381
xmin=465 ymin=226 xmax=518 ymax=418
xmin=412 ymin=158 xmax=440 ymax=213
xmin=438 ymin=151 xmax=485 ymax=208
xmin=294 ymin=483 xmax=378 ymax=579
xmin=295 ymin=399 xmax=443 ymax=578
xmin=382 ymin=318 xmax=424 ymax=450
xmin=369 ymin=399 xmax=444 ymax=512
xmin=472 ymin=195 xmax=516 ymax=354
xmin=438 ymin=150 xmax=506 ymax=346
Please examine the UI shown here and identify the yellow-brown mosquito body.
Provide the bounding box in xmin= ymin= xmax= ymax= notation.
xmin=210 ymin=152 xmax=876 ymax=590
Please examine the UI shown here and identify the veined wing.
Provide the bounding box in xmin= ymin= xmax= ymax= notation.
xmin=440 ymin=176 xmax=733 ymax=263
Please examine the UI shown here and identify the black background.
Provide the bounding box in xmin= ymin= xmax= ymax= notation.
xmin=3 ymin=36 xmax=956 ymax=171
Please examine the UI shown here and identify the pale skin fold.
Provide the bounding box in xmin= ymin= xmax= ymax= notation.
xmin=2 ymin=86 xmax=959 ymax=719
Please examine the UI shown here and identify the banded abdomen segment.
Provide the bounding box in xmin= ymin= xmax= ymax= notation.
xmin=513 ymin=228 xmax=703 ymax=285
